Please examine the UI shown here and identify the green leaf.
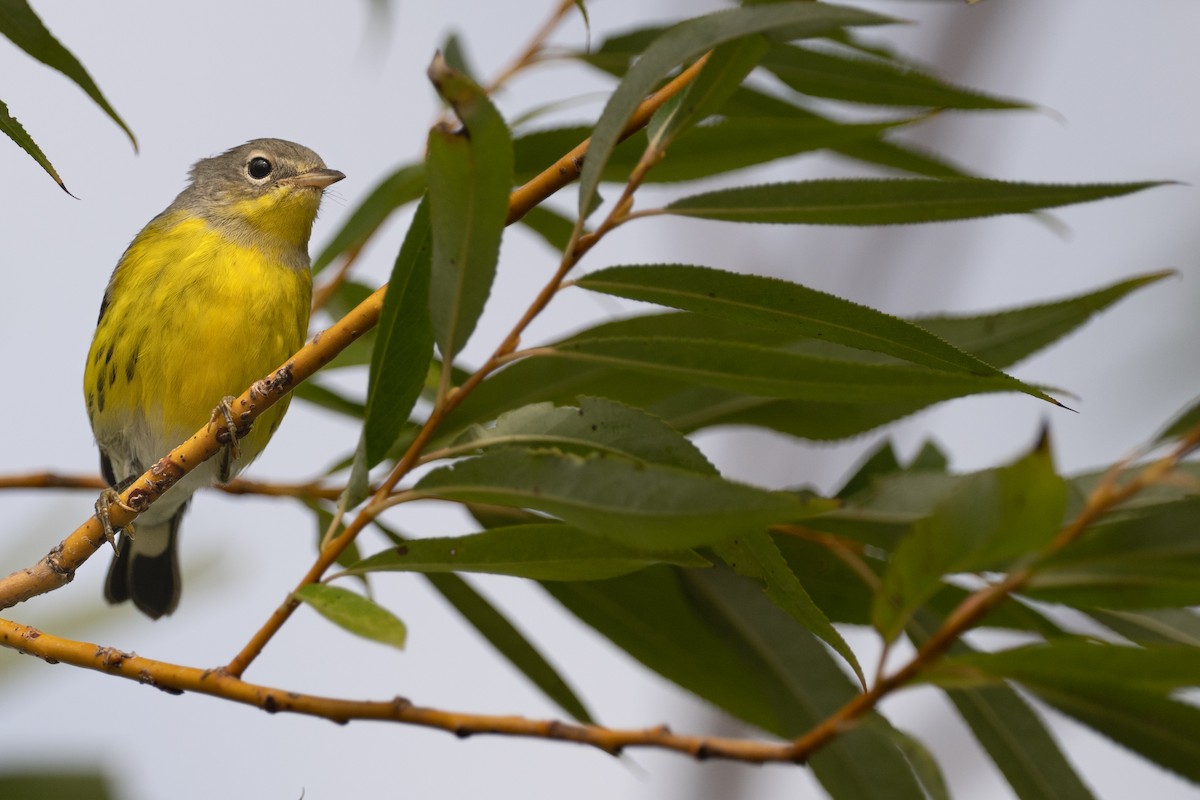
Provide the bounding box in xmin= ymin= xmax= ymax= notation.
xmin=294 ymin=584 xmax=407 ymax=650
xmin=312 ymin=163 xmax=424 ymax=274
xmin=915 ymin=271 xmax=1173 ymax=369
xmin=714 ymin=531 xmax=864 ymax=687
xmin=1153 ymin=393 xmax=1200 ymax=446
xmin=546 ymin=336 xmax=1061 ymax=405
xmin=1086 ymin=608 xmax=1200 ymax=648
xmin=0 ymin=0 xmax=135 ymax=148
xmin=375 ymin=523 xmax=593 ymax=722
xmin=426 ymin=55 xmax=514 ymax=365
xmin=647 ymin=34 xmax=770 ymax=151
xmin=293 ymin=380 xmax=365 ymax=419
xmin=547 ymin=566 xmax=928 ymax=799
xmin=664 ymin=178 xmax=1163 ymax=226
xmin=908 ymin=611 xmax=1096 ymax=800
xmin=722 ymin=86 xmax=972 ymax=178
xmin=343 ymin=523 xmax=708 ymax=581
xmin=1024 ymin=498 xmax=1200 ymax=609
xmin=517 ymin=204 xmax=577 ymax=252
xmin=874 ymin=438 xmax=1067 ymax=642
xmin=0 ymin=98 xmax=68 ymax=192
xmin=575 ymin=264 xmax=1025 ymax=380
xmin=762 ymin=43 xmax=1027 ymax=110
xmin=578 ymin=2 xmax=894 ymax=218
xmin=415 ymin=449 xmax=831 ymax=550
xmin=925 ymin=642 xmax=1200 ymax=783
xmin=445 ymin=396 xmax=716 ymax=473
xmin=0 ymin=772 xmax=113 ymax=800
xmin=889 ymin=730 xmax=952 ymax=800
xmin=362 ymin=199 xmax=434 ymax=466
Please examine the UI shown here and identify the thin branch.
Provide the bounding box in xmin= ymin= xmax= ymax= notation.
xmin=483 ymin=0 xmax=578 ymax=95
xmin=0 ymin=471 xmax=348 ymax=502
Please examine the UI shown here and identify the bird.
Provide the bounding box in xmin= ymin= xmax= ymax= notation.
xmin=84 ymin=138 xmax=344 ymax=619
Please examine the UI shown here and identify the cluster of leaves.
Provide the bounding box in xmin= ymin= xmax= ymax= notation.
xmin=281 ymin=3 xmax=1200 ymax=797
xmin=7 ymin=1 xmax=1199 ymax=798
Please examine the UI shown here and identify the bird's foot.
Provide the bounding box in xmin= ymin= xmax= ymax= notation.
xmin=211 ymin=396 xmax=252 ymax=482
xmin=95 ymin=488 xmax=137 ymax=552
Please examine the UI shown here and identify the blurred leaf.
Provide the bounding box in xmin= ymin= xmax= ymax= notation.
xmin=517 ymin=204 xmax=577 ymax=252
xmin=1025 ymin=498 xmax=1200 ymax=609
xmin=416 ymin=448 xmax=832 ymax=550
xmin=762 ymin=43 xmax=1027 ymax=110
xmin=344 ymin=523 xmax=709 ymax=581
xmin=578 ymin=3 xmax=893 ymax=218
xmin=0 ymin=0 xmax=135 ymax=147
xmin=908 ymin=611 xmax=1096 ymax=800
xmin=547 ymin=566 xmax=927 ymax=799
xmin=313 ymin=163 xmax=425 ymax=274
xmin=576 ymin=264 xmax=1032 ymax=382
xmin=874 ymin=439 xmax=1067 ymax=642
xmin=440 ymin=32 xmax=479 ymax=82
xmin=1153 ymin=393 xmax=1200 ymax=446
xmin=362 ymin=199 xmax=434 ymax=466
xmin=546 ymin=336 xmax=1061 ymax=405
xmin=722 ymin=86 xmax=972 ymax=178
xmin=294 ymin=584 xmax=407 ymax=650
xmin=294 ymin=380 xmax=365 ymax=419
xmin=0 ymin=98 xmax=67 ymax=192
xmin=664 ymin=178 xmax=1163 ymax=226
xmin=446 ymin=396 xmax=716 ymax=473
xmin=1086 ymin=608 xmax=1200 ymax=647
xmin=715 ymin=530 xmax=864 ymax=686
xmin=889 ymin=730 xmax=951 ymax=800
xmin=374 ymin=523 xmax=593 ymax=722
xmin=0 ymin=772 xmax=113 ymax=800
xmin=426 ymin=56 xmax=513 ymax=365
xmin=925 ymin=642 xmax=1200 ymax=783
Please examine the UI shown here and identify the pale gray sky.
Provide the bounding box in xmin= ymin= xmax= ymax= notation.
xmin=1 ymin=2 xmax=1197 ymax=798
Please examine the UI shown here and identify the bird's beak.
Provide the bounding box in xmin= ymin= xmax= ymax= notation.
xmin=287 ymin=168 xmax=346 ymax=189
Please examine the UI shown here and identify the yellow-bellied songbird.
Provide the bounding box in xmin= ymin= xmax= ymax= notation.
xmin=84 ymin=139 xmax=344 ymax=619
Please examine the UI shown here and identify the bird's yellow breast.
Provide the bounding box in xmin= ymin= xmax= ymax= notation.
xmin=85 ymin=211 xmax=312 ymax=473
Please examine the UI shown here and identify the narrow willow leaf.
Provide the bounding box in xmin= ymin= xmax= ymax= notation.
xmin=375 ymin=524 xmax=593 ymax=723
xmin=0 ymin=772 xmax=112 ymax=800
xmin=925 ymin=642 xmax=1200 ymax=783
xmin=576 ymin=264 xmax=1021 ymax=380
xmin=1086 ymin=608 xmax=1200 ymax=648
xmin=578 ymin=3 xmax=894 ymax=218
xmin=294 ymin=584 xmax=407 ymax=650
xmin=1153 ymin=393 xmax=1200 ymax=446
xmin=714 ymin=531 xmax=864 ymax=687
xmin=648 ymin=34 xmax=770 ymax=151
xmin=0 ymin=98 xmax=67 ymax=192
xmin=517 ymin=205 xmax=577 ymax=252
xmin=664 ymin=178 xmax=1163 ymax=226
xmin=1025 ymin=498 xmax=1200 ymax=609
xmin=313 ymin=163 xmax=424 ymax=274
xmin=889 ymin=730 xmax=952 ymax=800
xmin=915 ymin=271 xmax=1173 ymax=369
xmin=0 ymin=0 xmax=135 ymax=148
xmin=344 ymin=523 xmax=709 ymax=581
xmin=415 ymin=449 xmax=831 ymax=550
xmin=447 ymin=396 xmax=716 ymax=473
xmin=908 ymin=611 xmax=1096 ymax=800
xmin=426 ymin=55 xmax=513 ymax=364
xmin=547 ymin=566 xmax=927 ymax=799
xmin=363 ymin=199 xmax=434 ymax=466
xmin=874 ymin=439 xmax=1067 ymax=642
xmin=293 ymin=380 xmax=366 ymax=419
xmin=763 ymin=43 xmax=1027 ymax=110
xmin=723 ymin=86 xmax=972 ymax=179
xmin=547 ymin=336 xmax=1061 ymax=405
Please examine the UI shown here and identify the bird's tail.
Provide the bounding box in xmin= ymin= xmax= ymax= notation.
xmin=104 ymin=505 xmax=185 ymax=619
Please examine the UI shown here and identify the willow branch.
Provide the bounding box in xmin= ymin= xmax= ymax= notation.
xmin=0 ymin=471 xmax=347 ymax=502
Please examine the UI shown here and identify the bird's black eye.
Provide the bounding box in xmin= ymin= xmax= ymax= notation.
xmin=247 ymin=156 xmax=273 ymax=180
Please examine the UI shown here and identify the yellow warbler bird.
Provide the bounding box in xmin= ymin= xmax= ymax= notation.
xmin=84 ymin=139 xmax=344 ymax=619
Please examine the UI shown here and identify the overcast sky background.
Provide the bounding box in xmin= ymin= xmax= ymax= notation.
xmin=1 ymin=1 xmax=1198 ymax=798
